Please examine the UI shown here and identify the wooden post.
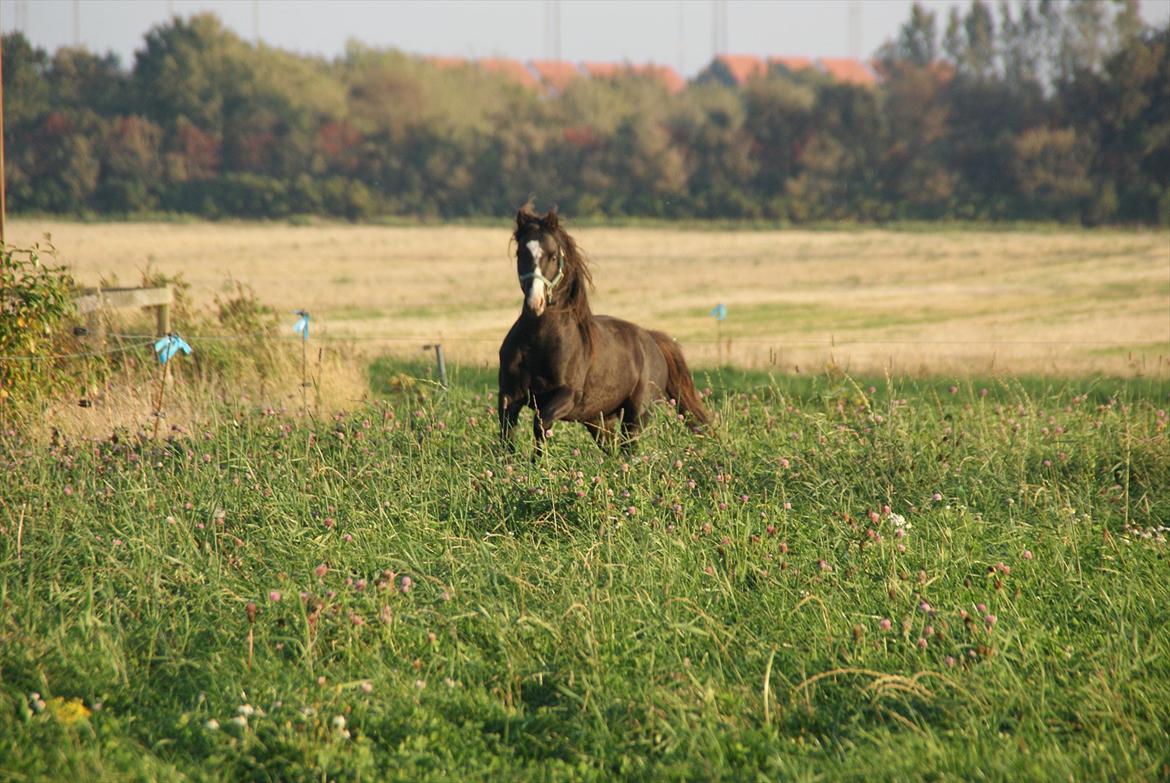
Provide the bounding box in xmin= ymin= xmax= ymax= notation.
xmin=434 ymin=344 xmax=447 ymax=388
xmin=423 ymin=343 xmax=447 ymax=388
xmin=717 ymin=319 xmax=722 ymax=366
xmin=74 ymin=285 xmax=174 ymax=343
xmin=1 ymin=32 xmax=7 ymax=248
xmin=156 ymin=287 xmax=172 ymax=336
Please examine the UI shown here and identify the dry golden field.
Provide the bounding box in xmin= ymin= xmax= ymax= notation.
xmin=9 ymin=218 xmax=1170 ymax=377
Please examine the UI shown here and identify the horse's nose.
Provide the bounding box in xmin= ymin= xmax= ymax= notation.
xmin=526 ymin=278 xmax=547 ymax=316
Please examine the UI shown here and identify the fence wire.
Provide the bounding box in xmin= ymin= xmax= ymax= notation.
xmin=2 ymin=327 xmax=1164 ymax=362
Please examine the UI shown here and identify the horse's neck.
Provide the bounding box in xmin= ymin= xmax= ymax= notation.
xmin=524 ymin=293 xmax=592 ymax=347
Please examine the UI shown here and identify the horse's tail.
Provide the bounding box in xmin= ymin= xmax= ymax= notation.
xmin=652 ymin=332 xmax=710 ymax=432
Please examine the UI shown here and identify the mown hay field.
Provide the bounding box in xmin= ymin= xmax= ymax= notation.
xmin=9 ymin=219 xmax=1169 ymax=377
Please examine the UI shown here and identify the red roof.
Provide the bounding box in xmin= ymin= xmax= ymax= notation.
xmin=635 ymin=63 xmax=686 ymax=94
xmin=478 ymin=58 xmax=539 ymax=89
xmin=529 ymin=60 xmax=582 ymax=93
xmin=427 ymin=56 xmax=467 ymax=70
xmin=582 ymin=61 xmax=624 ymax=79
xmin=715 ymin=54 xmax=766 ymax=84
xmin=768 ymin=55 xmax=813 ymax=73
xmin=818 ymin=57 xmax=878 ymax=87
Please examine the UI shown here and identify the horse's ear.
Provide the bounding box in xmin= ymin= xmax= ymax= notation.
xmin=516 ymin=199 xmax=537 ymax=231
xmin=543 ymin=209 xmax=559 ymax=232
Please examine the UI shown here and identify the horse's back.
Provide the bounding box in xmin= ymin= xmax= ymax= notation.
xmin=592 ymin=315 xmax=670 ymax=397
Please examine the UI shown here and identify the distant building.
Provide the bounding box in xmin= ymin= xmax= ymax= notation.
xmin=768 ymin=55 xmax=814 ymax=75
xmin=427 ymin=56 xmax=468 ymax=70
xmin=428 ymin=52 xmax=877 ymax=94
xmin=478 ymin=58 xmax=540 ymax=89
xmin=581 ymin=61 xmax=623 ymax=80
xmin=529 ymin=60 xmax=583 ymax=95
xmin=816 ymin=57 xmax=878 ymax=87
xmin=635 ymin=64 xmax=686 ymax=94
xmin=701 ymin=54 xmax=768 ymax=86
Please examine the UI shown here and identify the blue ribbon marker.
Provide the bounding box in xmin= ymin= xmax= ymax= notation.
xmin=710 ymin=303 xmax=727 ymax=321
xmin=154 ymin=334 xmax=192 ymax=364
xmin=293 ymin=310 xmax=310 ymax=341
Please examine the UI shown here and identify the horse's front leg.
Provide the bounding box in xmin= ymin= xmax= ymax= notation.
xmin=499 ymin=392 xmax=524 ymax=454
xmin=532 ymin=387 xmax=575 ymax=459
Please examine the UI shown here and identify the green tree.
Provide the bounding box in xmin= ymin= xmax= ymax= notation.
xmin=132 ymin=14 xmax=252 ymax=133
xmin=999 ymin=0 xmax=1044 ymax=87
xmin=674 ymin=85 xmax=759 ymax=218
xmin=788 ymin=85 xmax=888 ymax=221
xmin=962 ymin=0 xmax=998 ymax=80
xmin=48 ymin=47 xmax=127 ymax=116
xmin=2 ymin=34 xmax=51 ymax=211
xmin=1059 ymin=22 xmax=1170 ymax=222
xmin=98 ymin=115 xmax=164 ymax=212
xmin=887 ymin=2 xmax=939 ymax=66
xmin=21 ymin=113 xmax=102 ymax=213
xmin=881 ymin=63 xmax=957 ymax=218
xmin=743 ymin=76 xmax=816 ymax=215
xmin=1009 ymin=126 xmax=1092 ymax=219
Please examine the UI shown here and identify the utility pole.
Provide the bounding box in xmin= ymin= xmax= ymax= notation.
xmin=848 ymin=0 xmax=862 ymax=59
xmin=711 ymin=0 xmax=728 ymax=59
xmin=544 ymin=0 xmax=561 ymax=61
xmin=553 ymin=0 xmax=561 ymax=61
xmin=711 ymin=0 xmax=718 ymax=59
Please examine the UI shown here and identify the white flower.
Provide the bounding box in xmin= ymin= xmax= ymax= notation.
xmin=205 ymin=719 xmax=220 ymax=730
xmin=331 ymin=715 xmax=347 ymax=731
xmin=230 ymin=715 xmax=248 ymax=728
xmin=237 ymin=704 xmax=255 ymax=717
xmin=889 ymin=513 xmax=910 ymax=529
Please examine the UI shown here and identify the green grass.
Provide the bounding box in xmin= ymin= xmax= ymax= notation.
xmin=1 ymin=363 xmax=1168 ymax=781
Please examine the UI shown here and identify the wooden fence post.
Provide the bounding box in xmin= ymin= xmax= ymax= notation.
xmin=156 ymin=287 xmax=172 ymax=336
xmin=74 ymin=286 xmax=175 ymax=341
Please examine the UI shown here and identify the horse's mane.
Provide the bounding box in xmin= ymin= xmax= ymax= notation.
xmin=514 ymin=203 xmax=598 ymax=348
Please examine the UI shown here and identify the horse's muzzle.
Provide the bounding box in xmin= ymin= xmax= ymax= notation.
xmin=525 ymin=282 xmax=547 ymax=316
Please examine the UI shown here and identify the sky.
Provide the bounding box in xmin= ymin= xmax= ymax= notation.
xmin=4 ymin=0 xmax=1169 ymax=78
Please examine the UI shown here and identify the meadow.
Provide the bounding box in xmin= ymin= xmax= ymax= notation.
xmin=1 ymin=361 xmax=1168 ymax=780
xmin=1 ymin=220 xmax=1168 ymax=779
xmin=7 ymin=219 xmax=1169 ymax=376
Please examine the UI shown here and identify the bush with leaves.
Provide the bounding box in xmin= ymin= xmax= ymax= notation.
xmin=0 ymin=242 xmax=77 ymax=404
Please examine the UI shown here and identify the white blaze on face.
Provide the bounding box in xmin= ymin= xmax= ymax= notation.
xmin=525 ymin=240 xmax=546 ymax=315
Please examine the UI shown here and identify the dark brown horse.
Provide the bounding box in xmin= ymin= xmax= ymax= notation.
xmin=498 ymin=204 xmax=708 ymax=455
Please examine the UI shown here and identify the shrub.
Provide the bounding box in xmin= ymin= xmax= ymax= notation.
xmin=0 ymin=242 xmax=77 ymax=404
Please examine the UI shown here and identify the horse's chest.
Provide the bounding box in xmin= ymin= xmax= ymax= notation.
xmin=506 ymin=338 xmax=576 ymax=393
xmin=501 ymin=316 xmax=592 ymax=397
xmin=519 ymin=348 xmax=567 ymax=391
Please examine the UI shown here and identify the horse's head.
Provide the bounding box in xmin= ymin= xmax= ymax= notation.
xmin=513 ymin=205 xmax=567 ymax=317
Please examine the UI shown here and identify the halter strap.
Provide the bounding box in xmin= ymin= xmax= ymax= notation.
xmin=519 ymin=249 xmax=566 ymax=299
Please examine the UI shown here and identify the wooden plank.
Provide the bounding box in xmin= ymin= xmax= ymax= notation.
xmin=75 ymin=286 xmax=172 ymax=314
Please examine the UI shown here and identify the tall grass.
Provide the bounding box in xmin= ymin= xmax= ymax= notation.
xmin=1 ymin=365 xmax=1167 ymax=780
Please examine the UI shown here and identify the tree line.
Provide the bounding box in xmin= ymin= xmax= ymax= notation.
xmin=3 ymin=0 xmax=1167 ymax=224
